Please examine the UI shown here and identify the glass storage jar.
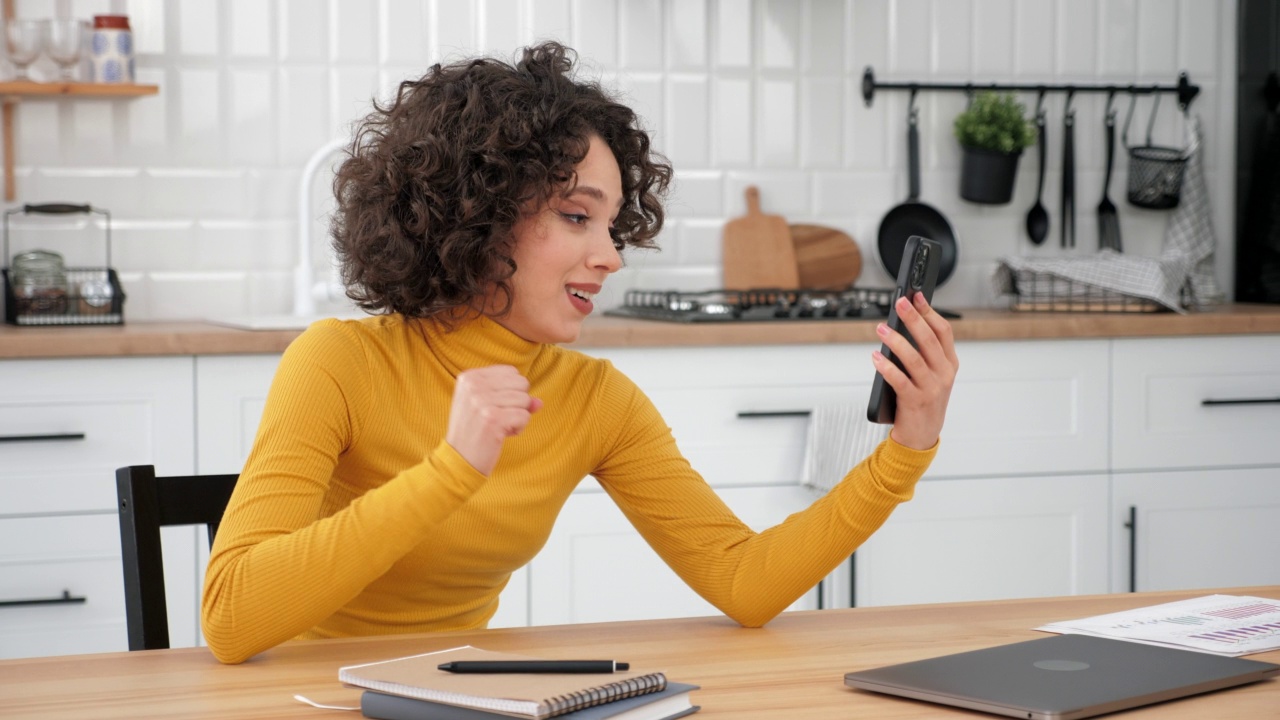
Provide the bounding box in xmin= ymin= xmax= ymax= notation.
xmin=11 ymin=249 xmax=70 ymax=316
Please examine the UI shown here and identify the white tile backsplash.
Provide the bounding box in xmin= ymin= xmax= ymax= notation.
xmin=572 ymin=0 xmax=618 ymax=68
xmin=1136 ymin=0 xmax=1177 ymax=75
xmin=758 ymin=78 xmax=797 ymax=166
xmin=1013 ymin=0 xmax=1054 ymax=75
xmin=666 ymin=74 xmax=711 ymax=167
xmin=10 ymin=0 xmax=1240 ymax=320
xmin=932 ymin=0 xmax=973 ymax=75
xmin=801 ymin=77 xmax=844 ymax=169
xmin=229 ymin=0 xmax=275 ymax=59
xmin=334 ymin=0 xmax=380 ymax=63
xmin=176 ymin=0 xmax=219 ymax=56
xmin=973 ymin=0 xmax=1014 ymax=76
xmin=280 ymin=0 xmax=328 ymax=61
xmin=527 ymin=0 xmax=572 ymax=46
xmin=716 ymin=0 xmax=752 ymax=69
xmin=713 ymin=76 xmax=753 ymax=166
xmin=760 ymin=0 xmax=800 ymax=70
xmin=804 ymin=0 xmax=844 ymax=73
xmin=667 ymin=0 xmax=707 ymax=70
xmin=481 ymin=0 xmax=525 ymax=58
xmin=1057 ymin=0 xmax=1100 ymax=76
xmin=620 ymin=0 xmax=663 ymax=69
xmin=229 ymin=69 xmax=276 ymax=166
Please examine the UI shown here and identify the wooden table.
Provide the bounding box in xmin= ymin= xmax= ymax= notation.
xmin=2 ymin=587 xmax=1277 ymax=719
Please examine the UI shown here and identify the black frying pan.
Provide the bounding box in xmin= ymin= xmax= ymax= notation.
xmin=878 ymin=104 xmax=958 ymax=285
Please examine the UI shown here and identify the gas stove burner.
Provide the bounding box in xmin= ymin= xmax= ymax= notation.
xmin=605 ymin=287 xmax=910 ymax=323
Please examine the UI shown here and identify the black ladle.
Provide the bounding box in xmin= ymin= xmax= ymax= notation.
xmin=1025 ymin=95 xmax=1049 ymax=245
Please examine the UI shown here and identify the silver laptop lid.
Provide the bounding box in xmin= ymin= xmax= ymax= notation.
xmin=844 ymin=634 xmax=1280 ymax=720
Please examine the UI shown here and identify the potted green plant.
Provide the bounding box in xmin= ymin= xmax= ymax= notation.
xmin=953 ymin=91 xmax=1037 ymax=205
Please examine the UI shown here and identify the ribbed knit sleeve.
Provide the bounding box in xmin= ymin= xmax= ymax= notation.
xmin=590 ymin=364 xmax=935 ymax=628
xmin=201 ymin=321 xmax=489 ymax=664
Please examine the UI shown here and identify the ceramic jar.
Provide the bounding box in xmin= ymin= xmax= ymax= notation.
xmin=89 ymin=14 xmax=134 ymax=83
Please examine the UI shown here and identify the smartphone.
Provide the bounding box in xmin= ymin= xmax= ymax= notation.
xmin=867 ymin=236 xmax=941 ymax=425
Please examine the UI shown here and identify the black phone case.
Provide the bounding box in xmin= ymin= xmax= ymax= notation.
xmin=867 ymin=236 xmax=941 ymax=424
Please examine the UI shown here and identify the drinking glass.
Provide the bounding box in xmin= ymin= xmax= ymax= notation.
xmin=5 ymin=19 xmax=44 ymax=80
xmin=45 ymin=19 xmax=87 ymax=81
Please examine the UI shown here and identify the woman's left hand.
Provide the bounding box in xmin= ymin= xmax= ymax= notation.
xmin=872 ymin=293 xmax=959 ymax=450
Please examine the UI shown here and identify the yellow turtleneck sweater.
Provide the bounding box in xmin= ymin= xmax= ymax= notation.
xmin=201 ymin=313 xmax=936 ymax=664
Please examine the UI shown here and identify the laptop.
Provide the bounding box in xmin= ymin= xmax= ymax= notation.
xmin=843 ymin=633 xmax=1279 ymax=720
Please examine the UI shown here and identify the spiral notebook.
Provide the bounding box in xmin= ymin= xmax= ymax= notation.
xmin=339 ymin=646 xmax=667 ymax=720
xmin=360 ymin=681 xmax=699 ymax=720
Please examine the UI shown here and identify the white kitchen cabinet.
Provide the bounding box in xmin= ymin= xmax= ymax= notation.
xmin=0 ymin=357 xmax=195 ymax=659
xmin=1112 ymin=469 xmax=1280 ymax=593
xmin=1111 ymin=335 xmax=1280 ymax=594
xmin=852 ymin=474 xmax=1110 ymax=607
xmin=931 ymin=340 xmax=1109 ymax=478
xmin=585 ymin=344 xmax=872 ymax=487
xmin=528 ymin=483 xmax=822 ymax=626
xmin=1112 ymin=335 xmax=1280 ymax=471
xmin=195 ymin=355 xmax=282 ymax=475
xmin=576 ymin=338 xmax=1111 ymax=615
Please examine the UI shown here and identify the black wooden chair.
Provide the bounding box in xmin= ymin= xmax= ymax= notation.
xmin=115 ymin=465 xmax=238 ymax=651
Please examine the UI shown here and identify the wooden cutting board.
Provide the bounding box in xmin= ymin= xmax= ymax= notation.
xmin=722 ymin=186 xmax=800 ymax=290
xmin=790 ymin=223 xmax=862 ymax=290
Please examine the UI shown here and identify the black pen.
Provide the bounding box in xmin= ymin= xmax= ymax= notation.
xmin=437 ymin=660 xmax=630 ymax=674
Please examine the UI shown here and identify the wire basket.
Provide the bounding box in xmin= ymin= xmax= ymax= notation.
xmin=2 ymin=267 xmax=125 ymax=325
xmin=1127 ymin=145 xmax=1187 ymax=210
xmin=1122 ymin=93 xmax=1188 ymax=210
xmin=3 ymin=204 xmax=126 ymax=326
xmin=1006 ymin=268 xmax=1176 ymax=313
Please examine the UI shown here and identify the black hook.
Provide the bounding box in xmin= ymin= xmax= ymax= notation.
xmin=1176 ymin=72 xmax=1199 ymax=110
xmin=1121 ymin=92 xmax=1138 ymax=148
xmin=1105 ymin=89 xmax=1117 ymax=120
xmin=908 ymin=86 xmax=919 ymax=122
xmin=1064 ymin=88 xmax=1076 ymax=116
xmin=1035 ymin=87 xmax=1047 ymax=117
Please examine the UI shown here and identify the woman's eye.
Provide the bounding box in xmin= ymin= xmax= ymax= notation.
xmin=559 ymin=212 xmax=589 ymax=225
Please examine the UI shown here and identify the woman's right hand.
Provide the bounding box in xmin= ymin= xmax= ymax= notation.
xmin=446 ymin=365 xmax=543 ymax=475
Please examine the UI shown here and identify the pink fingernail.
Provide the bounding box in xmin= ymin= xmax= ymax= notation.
xmin=876 ymin=323 xmax=889 ymax=336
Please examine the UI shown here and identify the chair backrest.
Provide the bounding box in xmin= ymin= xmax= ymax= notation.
xmin=115 ymin=465 xmax=238 ymax=651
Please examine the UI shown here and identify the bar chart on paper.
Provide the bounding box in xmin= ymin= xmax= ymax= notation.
xmin=1037 ymin=595 xmax=1280 ymax=656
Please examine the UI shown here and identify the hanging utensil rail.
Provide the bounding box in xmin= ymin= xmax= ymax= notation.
xmin=860 ymin=67 xmax=1200 ymax=110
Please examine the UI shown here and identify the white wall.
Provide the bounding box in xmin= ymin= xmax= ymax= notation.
xmin=6 ymin=0 xmax=1237 ymax=321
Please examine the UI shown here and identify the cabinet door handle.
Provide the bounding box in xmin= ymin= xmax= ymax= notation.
xmin=736 ymin=410 xmax=811 ymax=418
xmin=0 ymin=589 xmax=87 ymax=607
xmin=1201 ymin=397 xmax=1280 ymax=406
xmin=0 ymin=432 xmax=86 ymax=444
xmin=849 ymin=553 xmax=857 ymax=609
xmin=1123 ymin=506 xmax=1137 ymax=594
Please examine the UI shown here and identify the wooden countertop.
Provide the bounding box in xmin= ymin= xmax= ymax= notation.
xmin=3 ymin=304 xmax=1280 ymax=359
xmin=2 ymin=586 xmax=1277 ymax=719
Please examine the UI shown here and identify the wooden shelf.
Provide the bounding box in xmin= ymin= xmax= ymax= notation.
xmin=0 ymin=81 xmax=159 ymax=98
xmin=1 ymin=83 xmax=160 ymax=201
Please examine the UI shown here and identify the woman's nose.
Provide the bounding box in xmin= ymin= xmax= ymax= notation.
xmin=592 ymin=231 xmax=623 ymax=273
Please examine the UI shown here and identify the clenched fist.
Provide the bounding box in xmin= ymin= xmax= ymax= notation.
xmin=446 ymin=365 xmax=543 ymax=475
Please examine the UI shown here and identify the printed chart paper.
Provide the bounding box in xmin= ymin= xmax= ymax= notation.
xmin=1037 ymin=595 xmax=1280 ymax=656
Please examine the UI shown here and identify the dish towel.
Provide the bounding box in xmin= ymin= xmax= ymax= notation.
xmin=991 ymin=114 xmax=1223 ymax=313
xmin=801 ymin=403 xmax=890 ymax=494
xmin=1162 ymin=114 xmax=1224 ymax=306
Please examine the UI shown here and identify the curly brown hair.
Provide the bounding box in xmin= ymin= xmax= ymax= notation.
xmin=330 ymin=41 xmax=672 ymax=320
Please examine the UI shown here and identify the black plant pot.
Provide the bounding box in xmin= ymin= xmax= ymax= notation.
xmin=959 ymin=146 xmax=1022 ymax=205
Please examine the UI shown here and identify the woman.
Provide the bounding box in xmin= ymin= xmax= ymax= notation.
xmin=201 ymin=41 xmax=958 ymax=664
